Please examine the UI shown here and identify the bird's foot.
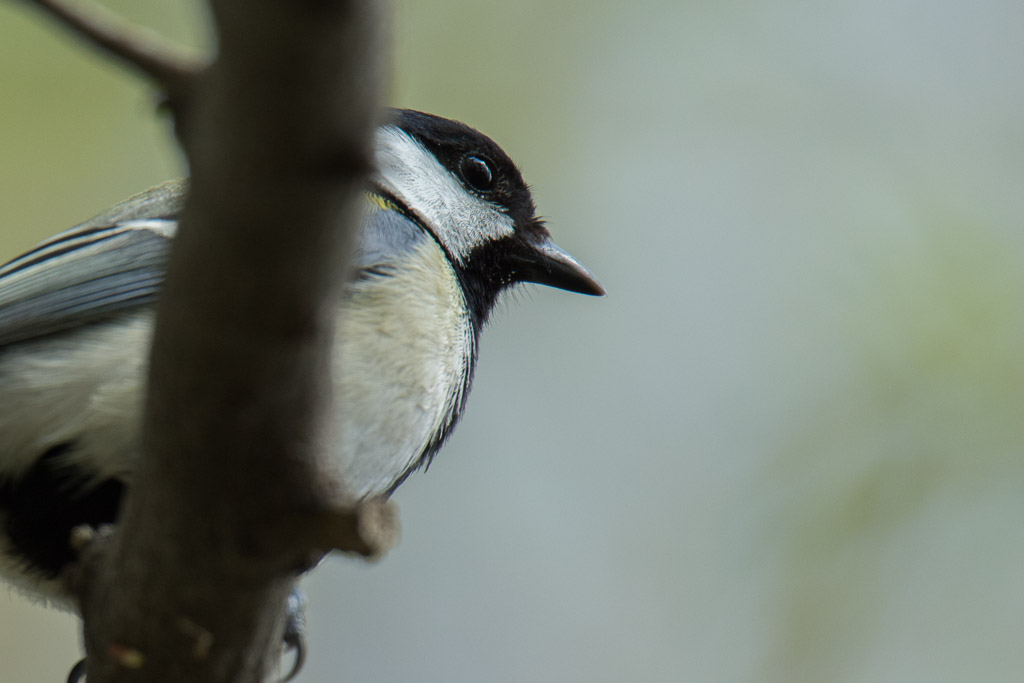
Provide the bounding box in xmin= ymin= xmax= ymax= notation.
xmin=60 ymin=586 xmax=307 ymax=683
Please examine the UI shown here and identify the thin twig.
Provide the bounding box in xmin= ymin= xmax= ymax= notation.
xmin=25 ymin=0 xmax=201 ymax=98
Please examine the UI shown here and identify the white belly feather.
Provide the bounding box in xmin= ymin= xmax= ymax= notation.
xmin=332 ymin=235 xmax=473 ymax=497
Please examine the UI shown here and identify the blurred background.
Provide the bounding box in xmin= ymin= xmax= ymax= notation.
xmin=2 ymin=0 xmax=1024 ymax=681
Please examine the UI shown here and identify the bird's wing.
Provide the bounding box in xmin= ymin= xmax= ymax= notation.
xmin=0 ymin=181 xmax=187 ymax=347
xmin=0 ymin=183 xmax=428 ymax=348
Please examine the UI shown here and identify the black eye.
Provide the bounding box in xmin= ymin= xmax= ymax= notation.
xmin=459 ymin=155 xmax=495 ymax=192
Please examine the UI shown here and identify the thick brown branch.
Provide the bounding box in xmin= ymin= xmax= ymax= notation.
xmin=24 ymin=0 xmax=201 ymax=101
xmin=52 ymin=1 xmax=393 ymax=682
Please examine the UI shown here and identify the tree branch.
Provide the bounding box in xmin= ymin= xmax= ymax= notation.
xmin=22 ymin=1 xmax=391 ymax=682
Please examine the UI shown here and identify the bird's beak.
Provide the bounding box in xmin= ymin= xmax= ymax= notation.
xmin=513 ymin=234 xmax=606 ymax=296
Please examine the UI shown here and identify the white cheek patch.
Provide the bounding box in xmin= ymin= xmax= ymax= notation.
xmin=373 ymin=126 xmax=516 ymax=264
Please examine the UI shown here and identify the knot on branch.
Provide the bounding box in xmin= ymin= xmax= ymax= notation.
xmin=330 ymin=497 xmax=401 ymax=559
xmin=265 ymin=498 xmax=401 ymax=566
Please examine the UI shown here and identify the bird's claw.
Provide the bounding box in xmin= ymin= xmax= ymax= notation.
xmin=281 ymin=588 xmax=308 ymax=682
xmin=66 ymin=657 xmax=87 ymax=683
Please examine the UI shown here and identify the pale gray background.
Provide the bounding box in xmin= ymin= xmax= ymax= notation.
xmin=2 ymin=0 xmax=1024 ymax=681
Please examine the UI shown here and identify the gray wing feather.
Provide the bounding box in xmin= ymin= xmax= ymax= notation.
xmin=75 ymin=179 xmax=189 ymax=229
xmin=0 ymin=181 xmax=187 ymax=347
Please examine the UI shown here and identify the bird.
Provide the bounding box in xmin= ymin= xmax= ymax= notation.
xmin=0 ymin=109 xmax=603 ymax=607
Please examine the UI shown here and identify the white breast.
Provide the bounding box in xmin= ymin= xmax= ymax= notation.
xmin=331 ymin=234 xmax=474 ymax=497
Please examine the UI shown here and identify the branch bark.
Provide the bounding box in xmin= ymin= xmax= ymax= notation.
xmin=25 ymin=1 xmax=392 ymax=681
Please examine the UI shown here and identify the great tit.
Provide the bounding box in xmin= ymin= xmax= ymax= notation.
xmin=0 ymin=109 xmax=603 ymax=604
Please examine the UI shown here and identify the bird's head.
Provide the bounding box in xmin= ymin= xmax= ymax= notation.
xmin=372 ymin=109 xmax=604 ymax=323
